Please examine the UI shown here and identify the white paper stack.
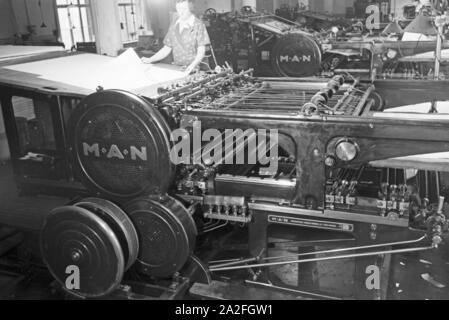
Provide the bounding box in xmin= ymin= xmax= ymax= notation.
xmin=5 ymin=48 xmax=186 ymax=92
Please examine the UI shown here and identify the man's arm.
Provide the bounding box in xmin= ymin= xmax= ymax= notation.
xmin=184 ymin=45 xmax=206 ymax=75
xmin=142 ymin=46 xmax=172 ymax=64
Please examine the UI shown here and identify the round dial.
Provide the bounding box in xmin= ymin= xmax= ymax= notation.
xmin=386 ymin=49 xmax=398 ymax=60
xmin=335 ymin=140 xmax=359 ymax=162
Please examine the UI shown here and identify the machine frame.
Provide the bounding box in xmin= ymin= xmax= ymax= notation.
xmin=1 ymin=52 xmax=449 ymax=299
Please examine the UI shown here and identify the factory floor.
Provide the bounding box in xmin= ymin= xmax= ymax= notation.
xmin=0 ymin=161 xmax=67 ymax=231
xmin=200 ymin=226 xmax=449 ymax=300
xmin=0 ymin=161 xmax=448 ymax=300
xmin=0 ymin=232 xmax=447 ymax=300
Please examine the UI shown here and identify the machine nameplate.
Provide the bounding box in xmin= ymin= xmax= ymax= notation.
xmin=268 ymin=215 xmax=354 ymax=232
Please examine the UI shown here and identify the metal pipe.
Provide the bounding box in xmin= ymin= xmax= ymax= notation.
xmin=208 ymin=257 xmax=244 ymax=265
xmin=352 ymin=85 xmax=374 ymax=116
xmin=210 ymin=235 xmax=427 ymax=269
xmin=435 ymin=23 xmax=443 ymax=80
xmin=262 ymin=235 xmax=427 ymax=262
xmin=436 ymin=171 xmax=441 ymax=199
xmin=210 ymin=257 xmax=258 ymax=268
xmin=210 ymin=246 xmax=434 ymax=272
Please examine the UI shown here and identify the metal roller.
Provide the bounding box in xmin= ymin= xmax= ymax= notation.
xmin=327 ymin=79 xmax=340 ymax=93
xmin=40 ymin=206 xmax=125 ymax=298
xmin=320 ymin=88 xmax=334 ymax=100
xmin=301 ymin=102 xmax=319 ymax=116
xmin=67 ymin=89 xmax=174 ymax=201
xmin=74 ymin=198 xmax=139 ymax=271
xmin=125 ymin=196 xmax=198 ymax=278
xmin=311 ymin=92 xmax=328 ymax=105
xmin=333 ymin=75 xmax=345 ymax=86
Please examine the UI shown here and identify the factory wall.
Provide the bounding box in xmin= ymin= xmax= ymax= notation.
xmin=273 ymin=0 xmax=307 ymax=10
xmin=309 ymin=0 xmax=356 ymax=16
xmin=392 ymin=0 xmax=415 ymax=19
xmin=147 ymin=0 xmax=235 ymax=37
xmin=0 ymin=0 xmax=16 ymax=43
xmin=195 ymin=0 xmax=233 ymax=13
xmin=0 ymin=0 xmax=58 ymax=45
xmin=192 ymin=0 xmax=310 ymax=15
xmin=145 ymin=0 xmax=314 ymax=35
xmin=258 ymin=0 xmax=274 ymax=12
xmin=146 ymin=0 xmax=172 ymax=38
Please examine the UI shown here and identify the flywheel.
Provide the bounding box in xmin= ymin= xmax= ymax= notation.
xmin=74 ymin=198 xmax=139 ymax=270
xmin=125 ymin=196 xmax=197 ymax=278
xmin=67 ymin=89 xmax=175 ymax=201
xmin=271 ymin=32 xmax=322 ymax=77
xmin=40 ymin=199 xmax=139 ymax=298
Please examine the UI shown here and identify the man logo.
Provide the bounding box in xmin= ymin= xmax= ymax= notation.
xmin=82 ymin=143 xmax=148 ymax=161
xmin=65 ymin=265 xmax=80 ymax=290
xmin=365 ymin=265 xmax=380 ymax=290
xmin=279 ymin=55 xmax=312 ymax=63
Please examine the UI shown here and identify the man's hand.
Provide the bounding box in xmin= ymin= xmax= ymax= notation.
xmin=142 ymin=46 xmax=172 ymax=64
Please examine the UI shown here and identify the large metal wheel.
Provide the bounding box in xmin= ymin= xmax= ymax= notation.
xmin=271 ymin=32 xmax=322 ymax=77
xmin=369 ymin=91 xmax=385 ymax=111
xmin=125 ymin=196 xmax=197 ymax=278
xmin=179 ymin=255 xmax=212 ymax=285
xmin=40 ymin=206 xmax=125 ymax=298
xmin=67 ymin=89 xmax=174 ymax=201
xmin=74 ymin=198 xmax=139 ymax=270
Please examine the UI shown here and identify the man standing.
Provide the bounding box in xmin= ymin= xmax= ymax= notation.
xmin=142 ymin=0 xmax=211 ymax=75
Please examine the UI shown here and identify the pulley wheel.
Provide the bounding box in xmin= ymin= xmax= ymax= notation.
xmin=271 ymin=32 xmax=321 ymax=77
xmin=125 ymin=196 xmax=197 ymax=278
xmin=179 ymin=255 xmax=212 ymax=285
xmin=40 ymin=206 xmax=125 ymax=298
xmin=74 ymin=198 xmax=139 ymax=270
xmin=369 ymin=91 xmax=385 ymax=111
xmin=301 ymin=102 xmax=319 ymax=116
xmin=67 ymin=89 xmax=174 ymax=201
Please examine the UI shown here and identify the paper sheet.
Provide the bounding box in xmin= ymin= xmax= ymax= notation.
xmin=400 ymin=49 xmax=447 ymax=60
xmin=102 ymin=48 xmax=186 ymax=90
xmin=373 ymin=101 xmax=449 ymax=119
xmin=401 ymin=32 xmax=435 ymax=41
xmin=370 ymin=101 xmax=449 ymax=167
xmin=5 ymin=49 xmax=186 ymax=92
xmin=0 ymin=45 xmax=65 ymax=61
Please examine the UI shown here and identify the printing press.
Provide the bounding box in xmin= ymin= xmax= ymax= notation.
xmin=203 ymin=8 xmax=449 ymax=81
xmin=0 ymin=50 xmax=449 ymax=300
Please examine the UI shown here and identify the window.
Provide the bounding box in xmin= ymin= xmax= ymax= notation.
xmin=11 ymin=97 xmax=56 ymax=154
xmin=56 ymin=0 xmax=95 ymax=49
xmin=118 ymin=0 xmax=146 ymax=43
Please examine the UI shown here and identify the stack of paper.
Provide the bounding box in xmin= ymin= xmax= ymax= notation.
xmin=5 ymin=49 xmax=186 ymax=92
